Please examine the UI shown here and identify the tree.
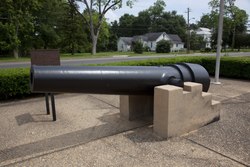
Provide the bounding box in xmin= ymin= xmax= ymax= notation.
xmin=118 ymin=14 xmax=135 ymax=37
xmin=0 ymin=0 xmax=76 ymax=57
xmin=121 ymin=0 xmax=186 ymax=42
xmin=0 ymin=0 xmax=38 ymax=58
xmin=69 ymin=0 xmax=135 ymax=55
xmin=131 ymin=0 xmax=166 ymax=35
xmin=198 ymin=13 xmax=217 ymax=29
xmin=156 ymin=40 xmax=171 ymax=53
xmin=228 ymin=7 xmax=248 ymax=50
xmin=108 ymin=21 xmax=119 ymax=51
xmin=96 ymin=17 xmax=110 ymax=52
xmin=148 ymin=0 xmax=166 ymax=32
xmin=189 ymin=32 xmax=206 ymax=51
xmin=208 ymin=0 xmax=248 ymax=50
xmin=60 ymin=0 xmax=88 ymax=54
xmin=33 ymin=0 xmax=67 ymax=50
xmin=161 ymin=11 xmax=186 ymax=41
xmin=235 ymin=33 xmax=250 ymax=51
xmin=132 ymin=10 xmax=151 ymax=35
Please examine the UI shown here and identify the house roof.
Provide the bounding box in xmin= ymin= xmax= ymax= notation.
xmin=199 ymin=27 xmax=211 ymax=32
xmin=144 ymin=32 xmax=165 ymax=41
xmin=167 ymin=34 xmax=183 ymax=44
xmin=119 ymin=32 xmax=183 ymax=45
xmin=196 ymin=27 xmax=212 ymax=35
xmin=125 ymin=32 xmax=167 ymax=43
xmin=132 ymin=35 xmax=148 ymax=42
xmin=119 ymin=37 xmax=133 ymax=45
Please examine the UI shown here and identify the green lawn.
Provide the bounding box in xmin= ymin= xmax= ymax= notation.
xmin=61 ymin=51 xmax=160 ymax=58
xmin=0 ymin=50 xmax=249 ymax=63
xmin=0 ymin=57 xmax=30 ymax=62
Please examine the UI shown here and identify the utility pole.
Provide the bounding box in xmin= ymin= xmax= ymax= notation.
xmin=186 ymin=8 xmax=191 ymax=54
xmin=214 ymin=0 xmax=224 ymax=84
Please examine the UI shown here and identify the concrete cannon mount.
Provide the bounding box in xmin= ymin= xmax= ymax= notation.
xmin=121 ymin=82 xmax=220 ymax=138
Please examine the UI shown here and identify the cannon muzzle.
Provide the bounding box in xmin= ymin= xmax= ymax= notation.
xmin=30 ymin=63 xmax=210 ymax=95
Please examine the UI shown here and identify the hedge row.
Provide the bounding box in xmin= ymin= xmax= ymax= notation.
xmin=0 ymin=68 xmax=31 ymax=100
xmin=0 ymin=56 xmax=249 ymax=100
xmin=102 ymin=56 xmax=250 ymax=79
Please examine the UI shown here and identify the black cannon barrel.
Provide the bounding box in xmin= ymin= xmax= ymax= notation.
xmin=30 ymin=63 xmax=210 ymax=95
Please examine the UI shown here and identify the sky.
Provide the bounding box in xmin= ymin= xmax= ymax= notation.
xmin=105 ymin=0 xmax=250 ymax=24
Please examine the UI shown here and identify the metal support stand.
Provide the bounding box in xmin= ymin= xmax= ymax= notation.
xmin=50 ymin=93 xmax=56 ymax=121
xmin=44 ymin=93 xmax=57 ymax=121
xmin=45 ymin=93 xmax=50 ymax=115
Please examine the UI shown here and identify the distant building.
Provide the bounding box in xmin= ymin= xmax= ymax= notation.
xmin=117 ymin=32 xmax=184 ymax=52
xmin=247 ymin=20 xmax=250 ymax=34
xmin=195 ymin=28 xmax=212 ymax=48
xmin=117 ymin=37 xmax=133 ymax=52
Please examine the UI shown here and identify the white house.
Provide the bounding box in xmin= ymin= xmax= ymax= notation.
xmin=196 ymin=27 xmax=212 ymax=48
xmin=117 ymin=37 xmax=133 ymax=52
xmin=144 ymin=32 xmax=169 ymax=51
xmin=167 ymin=34 xmax=185 ymax=52
xmin=117 ymin=32 xmax=184 ymax=52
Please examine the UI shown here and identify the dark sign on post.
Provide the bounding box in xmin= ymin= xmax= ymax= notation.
xmin=30 ymin=49 xmax=60 ymax=121
xmin=30 ymin=49 xmax=60 ymax=66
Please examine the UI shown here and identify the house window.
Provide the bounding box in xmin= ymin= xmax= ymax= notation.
xmin=176 ymin=44 xmax=178 ymax=47
xmin=151 ymin=42 xmax=153 ymax=48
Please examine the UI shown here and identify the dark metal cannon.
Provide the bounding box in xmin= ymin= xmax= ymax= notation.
xmin=30 ymin=63 xmax=210 ymax=95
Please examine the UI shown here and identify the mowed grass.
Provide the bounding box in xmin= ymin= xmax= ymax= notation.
xmin=0 ymin=50 xmax=249 ymax=63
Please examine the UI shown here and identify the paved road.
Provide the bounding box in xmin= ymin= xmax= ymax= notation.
xmin=0 ymin=52 xmax=249 ymax=69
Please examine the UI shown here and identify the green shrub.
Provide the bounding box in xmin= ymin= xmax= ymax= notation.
xmin=133 ymin=41 xmax=143 ymax=54
xmin=0 ymin=68 xmax=31 ymax=100
xmin=156 ymin=40 xmax=171 ymax=53
xmin=103 ymin=56 xmax=250 ymax=79
xmin=144 ymin=46 xmax=151 ymax=52
xmin=204 ymin=47 xmax=212 ymax=52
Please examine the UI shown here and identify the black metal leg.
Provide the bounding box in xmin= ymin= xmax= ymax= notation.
xmin=50 ymin=93 xmax=57 ymax=121
xmin=45 ymin=93 xmax=50 ymax=115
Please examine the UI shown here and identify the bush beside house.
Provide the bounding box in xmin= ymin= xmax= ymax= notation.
xmin=156 ymin=40 xmax=171 ymax=53
xmin=133 ymin=41 xmax=144 ymax=54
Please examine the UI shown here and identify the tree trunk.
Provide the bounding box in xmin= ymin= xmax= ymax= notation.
xmin=92 ymin=35 xmax=97 ymax=55
xmin=231 ymin=26 xmax=236 ymax=51
xmin=13 ymin=48 xmax=19 ymax=59
xmin=14 ymin=23 xmax=19 ymax=59
xmin=71 ymin=42 xmax=75 ymax=55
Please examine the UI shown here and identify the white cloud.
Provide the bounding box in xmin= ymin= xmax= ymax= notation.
xmin=235 ymin=0 xmax=250 ymax=16
xmin=106 ymin=10 xmax=119 ymax=23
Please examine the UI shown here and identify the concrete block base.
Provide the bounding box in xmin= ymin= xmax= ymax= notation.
xmin=120 ymin=95 xmax=153 ymax=121
xmin=154 ymin=82 xmax=220 ymax=138
xmin=119 ymin=82 xmax=220 ymax=139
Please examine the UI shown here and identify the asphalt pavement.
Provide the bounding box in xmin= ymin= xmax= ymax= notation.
xmin=0 ymin=78 xmax=249 ymax=166
xmin=0 ymin=52 xmax=250 ymax=69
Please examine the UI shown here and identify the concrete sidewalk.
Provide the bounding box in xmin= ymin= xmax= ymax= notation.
xmin=0 ymin=78 xmax=249 ymax=167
